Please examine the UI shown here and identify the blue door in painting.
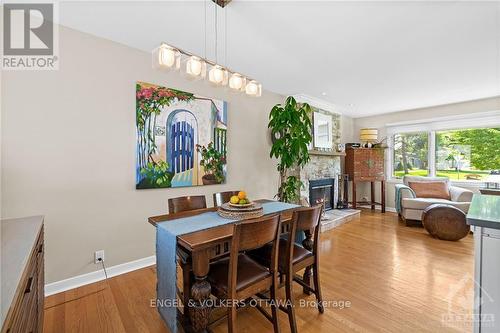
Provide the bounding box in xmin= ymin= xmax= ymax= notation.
xmin=166 ymin=109 xmax=198 ymax=187
xmin=171 ymin=121 xmax=194 ymax=173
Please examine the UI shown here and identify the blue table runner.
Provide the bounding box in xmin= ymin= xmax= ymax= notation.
xmin=156 ymin=201 xmax=299 ymax=333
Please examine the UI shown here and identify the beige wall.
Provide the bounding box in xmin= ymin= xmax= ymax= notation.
xmin=352 ymin=96 xmax=500 ymax=208
xmin=1 ymin=26 xmax=283 ymax=283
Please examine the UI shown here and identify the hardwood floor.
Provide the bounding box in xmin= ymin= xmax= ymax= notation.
xmin=44 ymin=210 xmax=474 ymax=333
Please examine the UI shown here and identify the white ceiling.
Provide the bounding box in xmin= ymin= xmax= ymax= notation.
xmin=57 ymin=1 xmax=500 ymax=117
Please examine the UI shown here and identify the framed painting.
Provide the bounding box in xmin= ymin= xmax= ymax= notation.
xmin=136 ymin=81 xmax=227 ymax=189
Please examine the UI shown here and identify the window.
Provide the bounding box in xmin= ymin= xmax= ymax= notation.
xmin=393 ymin=132 xmax=429 ymax=178
xmin=390 ymin=124 xmax=500 ymax=182
xmin=436 ymin=128 xmax=500 ymax=181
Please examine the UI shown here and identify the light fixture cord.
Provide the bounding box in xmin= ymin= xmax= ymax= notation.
xmin=215 ymin=3 xmax=218 ymax=63
xmin=204 ymin=0 xmax=207 ymax=58
xmin=225 ymin=5 xmax=227 ymax=67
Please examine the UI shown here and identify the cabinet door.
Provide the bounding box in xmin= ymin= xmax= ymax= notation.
xmin=368 ymin=149 xmax=384 ymax=179
xmin=480 ymin=234 xmax=500 ymax=333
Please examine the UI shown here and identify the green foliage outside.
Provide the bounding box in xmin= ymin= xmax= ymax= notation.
xmin=393 ymin=132 xmax=428 ymax=175
xmin=436 ymin=128 xmax=500 ymax=171
xmin=269 ymin=96 xmax=312 ymax=203
xmin=394 ymin=128 xmax=500 ymax=180
xmin=394 ymin=169 xmax=490 ymax=180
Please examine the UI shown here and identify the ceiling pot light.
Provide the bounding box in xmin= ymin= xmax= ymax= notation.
xmin=245 ymin=80 xmax=262 ymax=97
xmin=185 ymin=56 xmax=206 ymax=79
xmin=229 ymin=73 xmax=246 ymax=91
xmin=208 ymin=65 xmax=228 ymax=86
xmin=152 ymin=43 xmax=180 ymax=70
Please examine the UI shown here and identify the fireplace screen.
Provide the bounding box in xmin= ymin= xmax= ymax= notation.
xmin=309 ymin=178 xmax=335 ymax=210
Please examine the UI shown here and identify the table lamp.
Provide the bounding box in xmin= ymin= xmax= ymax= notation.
xmin=360 ymin=128 xmax=378 ymax=148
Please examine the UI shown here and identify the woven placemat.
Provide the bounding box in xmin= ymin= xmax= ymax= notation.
xmin=217 ymin=202 xmax=264 ymax=220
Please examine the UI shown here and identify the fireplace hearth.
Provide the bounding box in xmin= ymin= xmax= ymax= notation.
xmin=309 ymin=178 xmax=335 ymax=211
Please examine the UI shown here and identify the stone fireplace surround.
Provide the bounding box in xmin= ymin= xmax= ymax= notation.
xmin=297 ymin=154 xmax=360 ymax=231
xmin=299 ymin=154 xmax=341 ymax=207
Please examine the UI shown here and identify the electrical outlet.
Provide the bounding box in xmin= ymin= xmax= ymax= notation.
xmin=94 ymin=250 xmax=105 ymax=264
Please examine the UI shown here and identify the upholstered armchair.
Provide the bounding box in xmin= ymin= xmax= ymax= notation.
xmin=395 ymin=176 xmax=473 ymax=225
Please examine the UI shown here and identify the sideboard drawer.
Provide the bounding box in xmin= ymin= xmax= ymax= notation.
xmin=1 ymin=218 xmax=44 ymax=333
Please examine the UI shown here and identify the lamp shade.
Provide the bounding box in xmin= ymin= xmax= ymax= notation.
xmin=360 ymin=128 xmax=378 ymax=142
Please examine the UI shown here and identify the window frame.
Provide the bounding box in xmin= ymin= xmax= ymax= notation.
xmin=386 ymin=110 xmax=500 ymax=184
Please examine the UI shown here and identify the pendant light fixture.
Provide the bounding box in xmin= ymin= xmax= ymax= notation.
xmin=228 ymin=72 xmax=246 ymax=91
xmin=151 ymin=0 xmax=262 ymax=96
xmin=185 ymin=56 xmax=207 ymax=79
xmin=152 ymin=43 xmax=180 ymax=70
xmin=208 ymin=4 xmax=228 ymax=86
xmin=245 ymin=80 xmax=262 ymax=97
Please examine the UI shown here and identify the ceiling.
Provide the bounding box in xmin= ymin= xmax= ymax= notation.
xmin=57 ymin=1 xmax=500 ymax=117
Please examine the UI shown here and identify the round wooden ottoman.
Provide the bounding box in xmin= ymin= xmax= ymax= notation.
xmin=422 ymin=204 xmax=470 ymax=241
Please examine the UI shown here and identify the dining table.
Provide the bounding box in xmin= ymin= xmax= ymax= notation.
xmin=148 ymin=199 xmax=309 ymax=333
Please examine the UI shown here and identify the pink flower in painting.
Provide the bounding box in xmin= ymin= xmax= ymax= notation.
xmin=137 ymin=87 xmax=154 ymax=100
xmin=143 ymin=88 xmax=153 ymax=99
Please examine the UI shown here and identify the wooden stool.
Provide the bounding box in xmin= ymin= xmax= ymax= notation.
xmin=422 ymin=204 xmax=469 ymax=241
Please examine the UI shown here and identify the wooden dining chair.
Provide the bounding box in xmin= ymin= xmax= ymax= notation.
xmin=207 ymin=215 xmax=282 ymax=333
xmin=213 ymin=191 xmax=241 ymax=207
xmin=168 ymin=195 xmax=207 ymax=214
xmin=249 ymin=205 xmax=324 ymax=333
xmin=167 ymin=195 xmax=207 ymax=320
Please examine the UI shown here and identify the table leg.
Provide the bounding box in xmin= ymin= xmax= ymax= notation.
xmin=189 ymin=249 xmax=211 ymax=333
xmin=370 ymin=182 xmax=375 ymax=210
xmin=381 ymin=180 xmax=386 ymax=213
xmin=352 ymin=181 xmax=357 ymax=209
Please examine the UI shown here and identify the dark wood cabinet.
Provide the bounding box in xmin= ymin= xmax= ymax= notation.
xmin=345 ymin=148 xmax=386 ymax=212
xmin=1 ymin=217 xmax=44 ymax=333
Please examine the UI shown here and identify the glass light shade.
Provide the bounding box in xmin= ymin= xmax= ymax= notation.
xmin=245 ymin=80 xmax=262 ymax=97
xmin=185 ymin=56 xmax=206 ymax=79
xmin=152 ymin=43 xmax=180 ymax=70
xmin=208 ymin=65 xmax=228 ymax=86
xmin=360 ymin=128 xmax=378 ymax=142
xmin=229 ymin=73 xmax=246 ymax=91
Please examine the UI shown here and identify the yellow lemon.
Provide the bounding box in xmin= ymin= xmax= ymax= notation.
xmin=238 ymin=191 xmax=247 ymax=200
xmin=230 ymin=196 xmax=239 ymax=204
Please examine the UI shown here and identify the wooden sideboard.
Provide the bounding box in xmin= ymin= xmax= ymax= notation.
xmin=1 ymin=216 xmax=44 ymax=333
xmin=345 ymin=147 xmax=386 ymax=212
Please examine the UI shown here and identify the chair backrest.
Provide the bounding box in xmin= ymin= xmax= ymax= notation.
xmin=228 ymin=214 xmax=282 ymax=297
xmin=295 ymin=205 xmax=323 ymax=233
xmin=168 ymin=195 xmax=207 ymax=214
xmin=403 ymin=176 xmax=449 ymax=188
xmin=213 ymin=191 xmax=240 ymax=207
xmin=285 ymin=205 xmax=323 ymax=271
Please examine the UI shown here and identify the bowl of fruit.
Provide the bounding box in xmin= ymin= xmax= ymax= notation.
xmin=228 ymin=191 xmax=253 ymax=208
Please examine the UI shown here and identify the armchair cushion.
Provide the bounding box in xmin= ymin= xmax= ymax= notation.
xmin=402 ymin=198 xmax=470 ymax=213
xmin=449 ymin=186 xmax=474 ymax=202
xmin=408 ymin=181 xmax=450 ymax=200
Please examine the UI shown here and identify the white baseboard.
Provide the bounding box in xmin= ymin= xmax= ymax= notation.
xmin=45 ymin=255 xmax=156 ymax=297
xmin=385 ymin=207 xmax=397 ymax=213
xmin=373 ymin=206 xmax=397 ymax=213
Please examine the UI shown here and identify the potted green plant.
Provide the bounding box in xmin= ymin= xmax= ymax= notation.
xmin=196 ymin=142 xmax=225 ymax=185
xmin=269 ymin=96 xmax=312 ymax=202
